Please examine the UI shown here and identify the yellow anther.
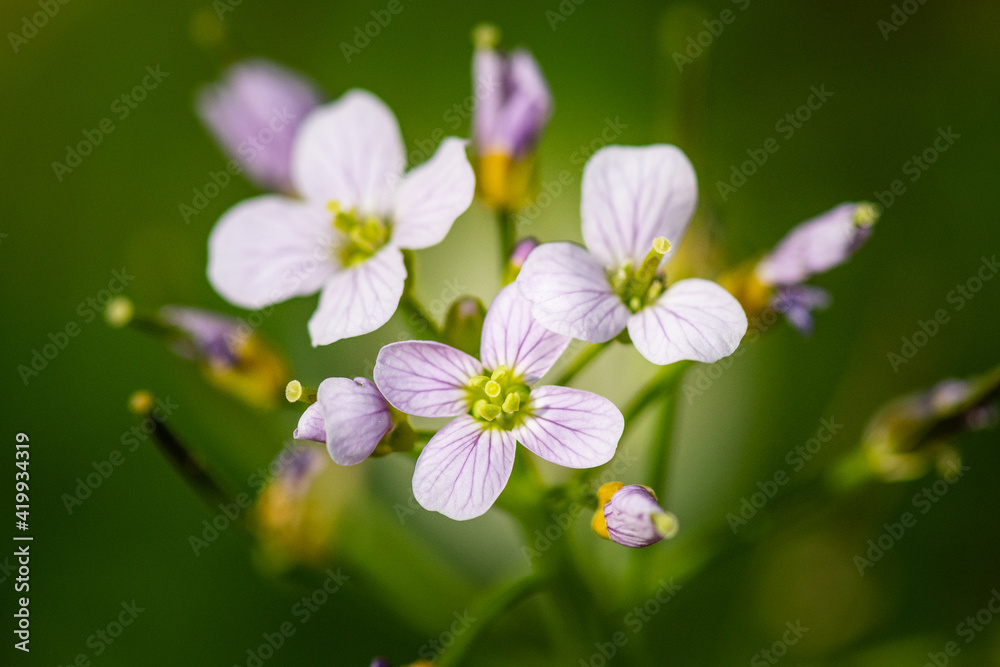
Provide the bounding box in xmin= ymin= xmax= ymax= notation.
xmin=490 ymin=366 xmax=509 ymax=382
xmin=472 ymin=23 xmax=500 ymax=49
xmin=475 ymin=401 xmax=501 ymax=422
xmin=285 ymin=380 xmax=304 ymax=403
xmin=470 ymin=375 xmax=489 ymax=388
xmin=128 ymin=390 xmax=154 ymax=416
xmin=502 ymin=392 xmax=520 ymax=414
xmin=326 ymin=201 xmax=341 ymax=214
xmin=104 ymin=296 xmax=134 ymax=328
xmin=485 ymin=380 xmax=502 ymax=398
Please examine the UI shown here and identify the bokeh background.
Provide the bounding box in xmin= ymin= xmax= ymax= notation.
xmin=2 ymin=0 xmax=999 ymax=665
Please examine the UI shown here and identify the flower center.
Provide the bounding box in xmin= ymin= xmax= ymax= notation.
xmin=608 ymin=237 xmax=672 ymax=313
xmin=466 ymin=365 xmax=530 ymax=429
xmin=328 ymin=202 xmax=390 ymax=267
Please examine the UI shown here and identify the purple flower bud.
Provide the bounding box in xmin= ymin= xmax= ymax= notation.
xmin=196 ymin=59 xmax=323 ymax=193
xmin=160 ymin=305 xmax=244 ymax=367
xmin=473 ymin=44 xmax=552 ymax=159
xmin=770 ymin=284 xmax=831 ymax=335
xmin=603 ymin=485 xmax=678 ymax=548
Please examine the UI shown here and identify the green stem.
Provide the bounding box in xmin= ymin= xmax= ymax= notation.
xmin=553 ymin=342 xmax=612 ymax=387
xmin=645 ymin=374 xmax=682 ymax=490
xmin=496 ymin=208 xmax=516 ymax=272
xmin=399 ymin=291 xmax=442 ymax=341
xmin=436 ymin=573 xmax=548 ymax=667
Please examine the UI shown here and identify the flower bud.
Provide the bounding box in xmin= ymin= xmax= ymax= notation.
xmin=503 ymin=237 xmax=539 ymax=284
xmin=592 ymin=483 xmax=678 ymax=548
xmin=443 ymin=296 xmax=487 ymax=358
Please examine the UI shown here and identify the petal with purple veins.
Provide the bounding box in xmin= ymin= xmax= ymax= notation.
xmin=513 ymin=386 xmax=622 ymax=468
xmin=316 ymin=377 xmax=393 ymax=465
xmin=374 ymin=341 xmax=483 ymax=418
xmin=516 ymin=242 xmax=630 ymax=343
xmin=207 ymin=195 xmax=336 ymax=310
xmin=307 ymin=245 xmax=406 ymax=346
xmin=392 ymin=137 xmax=475 ymax=250
xmin=581 ymin=145 xmax=698 ymax=270
xmin=480 ymin=284 xmax=570 ymax=383
xmin=627 ymin=278 xmax=747 ymax=365
xmin=412 ymin=416 xmax=516 ymax=520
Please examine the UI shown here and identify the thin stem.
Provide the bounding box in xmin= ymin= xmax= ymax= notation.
xmin=496 ymin=208 xmax=516 ymax=272
xmin=553 ymin=341 xmax=612 ymax=387
xmin=436 ymin=572 xmax=548 ymax=667
xmin=646 ymin=374 xmax=682 ymax=490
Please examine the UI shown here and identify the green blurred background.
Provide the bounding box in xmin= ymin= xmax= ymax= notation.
xmin=2 ymin=0 xmax=999 ymax=664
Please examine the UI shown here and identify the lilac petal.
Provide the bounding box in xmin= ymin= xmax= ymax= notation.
xmin=628 ymin=278 xmax=747 ymax=365
xmin=374 ymin=341 xmax=483 ymax=418
xmin=316 ymin=377 xmax=393 ymax=465
xmin=207 ymin=195 xmax=336 ymax=309
xmin=756 ymin=203 xmax=872 ymax=286
xmin=472 ymin=48 xmax=504 ymax=154
xmin=604 ymin=485 xmax=667 ymax=548
xmin=513 ymin=386 xmax=622 ymax=468
xmin=489 ymin=49 xmax=552 ymax=158
xmin=196 ymin=59 xmax=323 ymax=193
xmin=480 ymin=284 xmax=570 ymax=383
xmin=581 ymin=145 xmax=698 ymax=270
xmin=307 ymin=245 xmax=406 ymax=346
xmin=293 ymin=403 xmax=326 ymax=443
xmin=516 ymin=242 xmax=630 ymax=343
xmin=771 ymin=285 xmax=831 ymax=335
xmin=391 ymin=137 xmax=475 ymax=250
xmin=291 ymin=90 xmax=405 ymax=217
xmin=412 ymin=415 xmax=516 ymax=520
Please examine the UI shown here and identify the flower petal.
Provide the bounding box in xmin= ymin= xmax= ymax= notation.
xmin=196 ymin=59 xmax=323 ymax=193
xmin=412 ymin=416 xmax=516 ymax=520
xmin=771 ymin=284 xmax=831 ymax=335
xmin=391 ymin=137 xmax=475 ymax=250
xmin=293 ymin=402 xmax=326 ymax=443
xmin=755 ymin=203 xmax=874 ymax=286
xmin=207 ymin=195 xmax=336 ymax=309
xmin=513 ymin=385 xmax=622 ymax=468
xmin=291 ymin=89 xmax=405 ymax=216
xmin=480 ymin=284 xmax=570 ymax=383
xmin=628 ymin=278 xmax=747 ymax=365
xmin=374 ymin=341 xmax=483 ymax=418
xmin=581 ymin=145 xmax=698 ymax=270
xmin=307 ymin=245 xmax=406 ymax=346
xmin=474 ymin=48 xmax=552 ymax=157
xmin=316 ymin=377 xmax=393 ymax=465
xmin=516 ymin=242 xmax=630 ymax=343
